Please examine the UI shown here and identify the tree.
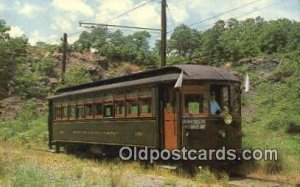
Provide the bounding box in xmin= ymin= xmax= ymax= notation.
xmin=168 ymin=24 xmax=200 ymax=57
xmin=195 ymin=20 xmax=227 ymax=65
xmin=0 ymin=20 xmax=29 ymax=98
xmin=259 ymin=19 xmax=290 ymax=54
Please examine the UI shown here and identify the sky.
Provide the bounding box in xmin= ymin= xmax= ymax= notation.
xmin=0 ymin=0 xmax=299 ymax=45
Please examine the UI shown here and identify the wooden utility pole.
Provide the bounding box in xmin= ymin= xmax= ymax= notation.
xmin=61 ymin=33 xmax=67 ymax=83
xmin=161 ymin=0 xmax=167 ymax=67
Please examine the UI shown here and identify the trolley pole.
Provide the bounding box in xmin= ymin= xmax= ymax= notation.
xmin=161 ymin=0 xmax=167 ymax=67
xmin=61 ymin=33 xmax=67 ymax=84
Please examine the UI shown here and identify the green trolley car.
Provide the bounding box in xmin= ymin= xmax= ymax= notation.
xmin=48 ymin=65 xmax=242 ymax=160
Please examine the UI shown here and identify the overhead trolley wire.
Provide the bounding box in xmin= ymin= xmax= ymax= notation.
xmin=194 ymin=0 xmax=287 ymax=30
xmin=105 ymin=0 xmax=157 ymax=23
xmin=151 ymin=0 xmax=261 ymax=40
xmin=187 ymin=0 xmax=261 ymax=28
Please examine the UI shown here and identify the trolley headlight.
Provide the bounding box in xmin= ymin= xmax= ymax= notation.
xmin=224 ymin=113 xmax=233 ymax=125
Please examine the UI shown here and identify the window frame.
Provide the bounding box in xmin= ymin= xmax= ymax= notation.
xmin=138 ymin=87 xmax=153 ymax=117
xmin=209 ymin=84 xmax=232 ymax=117
xmin=182 ymin=85 xmax=208 ymax=117
xmin=184 ymin=94 xmax=204 ymax=114
xmin=126 ymin=88 xmax=139 ymax=118
xmin=61 ymin=104 xmax=69 ymax=120
xmin=103 ymin=91 xmax=114 ymax=118
xmin=115 ymin=100 xmax=126 ymax=118
xmin=94 ymin=101 xmax=103 ymax=119
xmin=139 ymin=97 xmax=152 ymax=117
xmin=68 ymin=105 xmax=76 ymax=120
xmin=126 ymin=98 xmax=139 ymax=118
xmin=76 ymin=101 xmax=85 ymax=119
xmin=54 ymin=104 xmax=62 ymax=121
xmin=84 ymin=102 xmax=94 ymax=119
xmin=114 ymin=90 xmax=125 ymax=118
xmin=94 ymin=94 xmax=103 ymax=119
xmin=103 ymin=103 xmax=114 ymax=118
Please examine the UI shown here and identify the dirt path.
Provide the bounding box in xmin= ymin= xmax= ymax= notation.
xmin=0 ymin=142 xmax=294 ymax=187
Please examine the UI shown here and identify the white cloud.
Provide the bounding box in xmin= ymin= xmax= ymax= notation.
xmin=7 ymin=26 xmax=25 ymax=38
xmin=0 ymin=1 xmax=5 ymax=11
xmin=95 ymin=0 xmax=160 ymax=29
xmin=28 ymin=30 xmax=59 ymax=45
xmin=52 ymin=0 xmax=94 ymax=17
xmin=95 ymin=0 xmax=134 ymax=23
xmin=167 ymin=3 xmax=188 ymax=24
xmin=19 ymin=3 xmax=40 ymax=17
xmin=68 ymin=34 xmax=80 ymax=44
xmin=51 ymin=16 xmax=73 ymax=32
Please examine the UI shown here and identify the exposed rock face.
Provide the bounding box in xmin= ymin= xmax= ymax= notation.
xmin=0 ymin=96 xmax=22 ymax=119
xmin=238 ymin=56 xmax=281 ymax=71
xmin=0 ymin=49 xmax=143 ymax=117
xmin=0 ymin=97 xmax=47 ymax=119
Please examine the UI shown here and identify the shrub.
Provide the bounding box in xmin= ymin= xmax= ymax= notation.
xmin=59 ymin=65 xmax=93 ymax=88
xmin=0 ymin=101 xmax=47 ymax=143
xmin=32 ymin=57 xmax=56 ymax=77
xmin=265 ymin=114 xmax=300 ymax=133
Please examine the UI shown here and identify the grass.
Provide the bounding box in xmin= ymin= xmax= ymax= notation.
xmin=0 ymin=142 xmax=230 ymax=186
xmin=195 ymin=168 xmax=218 ymax=185
xmin=240 ymin=55 xmax=300 ymax=180
xmin=10 ymin=162 xmax=47 ymax=187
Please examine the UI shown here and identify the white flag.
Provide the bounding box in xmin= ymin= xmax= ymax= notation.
xmin=245 ymin=73 xmax=250 ymax=92
xmin=174 ymin=70 xmax=183 ymax=89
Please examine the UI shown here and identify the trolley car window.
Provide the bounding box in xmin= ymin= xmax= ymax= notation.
xmin=104 ymin=104 xmax=114 ymax=117
xmin=76 ymin=106 xmax=84 ymax=119
xmin=62 ymin=106 xmax=68 ymax=118
xmin=127 ymin=100 xmax=138 ymax=115
xmin=85 ymin=104 xmax=93 ymax=118
xmin=55 ymin=107 xmax=62 ymax=120
xmin=95 ymin=103 xmax=103 ymax=116
xmin=69 ymin=106 xmax=76 ymax=119
xmin=210 ymin=85 xmax=231 ymax=115
xmin=140 ymin=98 xmax=152 ymax=114
xmin=115 ymin=101 xmax=125 ymax=117
xmin=184 ymin=94 xmax=203 ymax=114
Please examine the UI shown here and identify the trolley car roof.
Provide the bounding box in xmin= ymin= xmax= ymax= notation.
xmin=49 ymin=65 xmax=240 ymax=99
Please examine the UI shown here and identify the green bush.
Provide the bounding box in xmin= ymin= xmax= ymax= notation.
xmin=60 ymin=65 xmax=93 ymax=88
xmin=0 ymin=101 xmax=48 ymax=143
xmin=32 ymin=57 xmax=56 ymax=77
xmin=14 ymin=63 xmax=49 ymax=98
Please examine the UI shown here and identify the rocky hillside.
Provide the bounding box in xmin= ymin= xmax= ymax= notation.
xmin=0 ymin=48 xmax=142 ymax=119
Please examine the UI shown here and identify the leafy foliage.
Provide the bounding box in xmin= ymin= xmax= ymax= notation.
xmin=0 ymin=20 xmax=29 ymax=98
xmin=60 ymin=65 xmax=93 ymax=88
xmin=73 ymin=28 xmax=157 ymax=67
xmin=0 ymin=101 xmax=48 ymax=143
xmin=166 ymin=17 xmax=300 ymax=65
